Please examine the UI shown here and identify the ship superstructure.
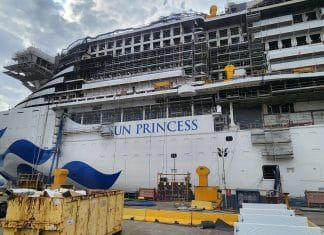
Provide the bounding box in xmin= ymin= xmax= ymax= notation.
xmin=1 ymin=0 xmax=324 ymax=199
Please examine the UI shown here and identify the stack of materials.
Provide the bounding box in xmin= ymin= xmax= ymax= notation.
xmin=234 ymin=203 xmax=323 ymax=235
xmin=157 ymin=173 xmax=192 ymax=201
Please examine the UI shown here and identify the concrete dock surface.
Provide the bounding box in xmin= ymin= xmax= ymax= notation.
xmin=122 ymin=220 xmax=233 ymax=235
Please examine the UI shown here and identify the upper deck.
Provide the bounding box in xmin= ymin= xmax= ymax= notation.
xmin=3 ymin=0 xmax=324 ymax=111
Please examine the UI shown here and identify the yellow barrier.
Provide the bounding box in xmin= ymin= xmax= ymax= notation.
xmin=191 ymin=212 xmax=238 ymax=226
xmin=123 ymin=208 xmax=146 ymax=221
xmin=123 ymin=208 xmax=238 ymax=226
xmin=308 ymin=219 xmax=318 ymax=227
xmin=191 ymin=200 xmax=214 ymax=210
xmin=145 ymin=209 xmax=192 ymax=225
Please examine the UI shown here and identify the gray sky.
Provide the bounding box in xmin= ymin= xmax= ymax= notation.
xmin=0 ymin=0 xmax=234 ymax=111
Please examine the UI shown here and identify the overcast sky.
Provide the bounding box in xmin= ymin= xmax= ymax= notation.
xmin=0 ymin=0 xmax=238 ymax=111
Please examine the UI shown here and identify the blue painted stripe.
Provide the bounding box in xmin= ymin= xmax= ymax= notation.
xmin=0 ymin=128 xmax=6 ymax=138
xmin=62 ymin=161 xmax=121 ymax=189
xmin=0 ymin=139 xmax=53 ymax=165
xmin=13 ymin=162 xmax=121 ymax=189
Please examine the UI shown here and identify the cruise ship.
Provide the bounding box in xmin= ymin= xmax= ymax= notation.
xmin=1 ymin=0 xmax=324 ymax=200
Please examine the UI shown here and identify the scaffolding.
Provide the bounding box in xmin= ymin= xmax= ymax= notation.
xmin=3 ymin=47 xmax=54 ymax=91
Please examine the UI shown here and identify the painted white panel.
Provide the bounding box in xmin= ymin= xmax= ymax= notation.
xmin=271 ymin=57 xmax=324 ymax=71
xmin=255 ymin=20 xmax=324 ymax=38
xmin=53 ymin=65 xmax=74 ymax=78
xmin=240 ymin=208 xmax=295 ymax=216
xmin=267 ymin=44 xmax=324 ymax=60
xmin=239 ymin=214 xmax=307 ymax=226
xmin=83 ymin=69 xmax=183 ymax=90
xmin=294 ymin=101 xmax=324 ymax=112
xmin=25 ymin=98 xmax=46 ymax=106
xmin=234 ymin=222 xmax=322 ymax=235
xmin=242 ymin=203 xmax=287 ymax=209
xmin=29 ymin=88 xmax=55 ymax=99
xmin=253 ymin=15 xmax=292 ymax=28
xmin=40 ymin=76 xmax=64 ymax=89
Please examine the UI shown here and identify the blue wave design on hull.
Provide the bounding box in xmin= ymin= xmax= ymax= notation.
xmin=12 ymin=162 xmax=121 ymax=189
xmin=0 ymin=128 xmax=6 ymax=138
xmin=62 ymin=161 xmax=121 ymax=189
xmin=0 ymin=139 xmax=53 ymax=165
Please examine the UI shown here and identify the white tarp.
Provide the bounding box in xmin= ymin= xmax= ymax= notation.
xmin=234 ymin=222 xmax=322 ymax=235
xmin=240 ymin=208 xmax=295 ymax=216
xmin=238 ymin=214 xmax=308 ymax=226
xmin=242 ymin=203 xmax=287 ymax=209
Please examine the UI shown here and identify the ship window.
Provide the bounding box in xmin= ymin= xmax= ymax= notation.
xmin=134 ymin=45 xmax=141 ymax=53
xmin=116 ymin=39 xmax=123 ymax=47
xmin=226 ymin=136 xmax=233 ymax=141
xmin=145 ymin=104 xmax=166 ymax=120
xmin=125 ymin=38 xmax=132 ymax=46
xmin=281 ymin=39 xmax=292 ymax=48
xmin=123 ymin=107 xmax=143 ymax=121
xmin=267 ymin=104 xmax=280 ymax=114
xmin=268 ymin=41 xmax=278 ymax=50
xmin=163 ymin=40 xmax=171 ymax=47
xmin=183 ymin=26 xmax=192 ymax=34
xmin=194 ymin=99 xmax=213 ymax=115
xmin=90 ymin=45 xmax=96 ymax=52
xmin=143 ymin=44 xmax=150 ymax=51
xmin=310 ymin=34 xmax=321 ymax=44
xmin=293 ymin=14 xmax=303 ymax=23
xmin=153 ymin=31 xmax=160 ymax=40
xmin=209 ymin=31 xmax=217 ymax=40
xmin=71 ymin=113 xmax=82 ymax=124
xmin=107 ymin=41 xmax=114 ymax=49
xmin=173 ymin=27 xmax=180 ymax=36
xmin=102 ymin=109 xmax=121 ymax=123
xmin=184 ymin=35 xmax=192 ymax=43
xmin=305 ymin=11 xmax=317 ymax=21
xmin=220 ymin=39 xmax=228 ymax=46
xmin=219 ymin=29 xmax=228 ymax=38
xmin=296 ymin=36 xmax=307 ymax=46
xmin=281 ymin=103 xmax=294 ymax=113
xmin=83 ymin=111 xmax=101 ymax=125
xmin=262 ymin=165 xmax=278 ymax=179
xmin=153 ymin=42 xmax=160 ymax=49
xmin=173 ymin=38 xmax=180 ymax=45
xmin=231 ymin=37 xmax=240 ymax=44
xmin=230 ymin=27 xmax=239 ymax=35
xmin=116 ymin=49 xmax=122 ymax=56
xmin=125 ymin=47 xmax=131 ymax=54
xmin=134 ymin=35 xmax=141 ymax=44
xmin=209 ymin=41 xmax=217 ymax=48
xmin=168 ymin=101 xmax=192 ymax=117
xmin=163 ymin=29 xmax=170 ymax=38
xmin=99 ymin=43 xmax=105 ymax=51
xmin=144 ymin=34 xmax=150 ymax=42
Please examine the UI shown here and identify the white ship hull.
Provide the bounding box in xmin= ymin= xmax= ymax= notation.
xmin=1 ymin=105 xmax=323 ymax=197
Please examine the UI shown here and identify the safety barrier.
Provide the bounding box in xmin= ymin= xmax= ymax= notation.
xmin=123 ymin=208 xmax=238 ymax=226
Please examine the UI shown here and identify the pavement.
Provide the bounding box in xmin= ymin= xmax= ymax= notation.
xmin=122 ymin=220 xmax=234 ymax=235
xmin=295 ymin=208 xmax=324 ymax=228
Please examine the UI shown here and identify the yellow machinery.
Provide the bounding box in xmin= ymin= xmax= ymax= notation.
xmin=207 ymin=5 xmax=218 ymax=18
xmin=51 ymin=168 xmax=69 ymax=189
xmin=153 ymin=80 xmax=171 ymax=90
xmin=293 ymin=66 xmax=314 ymax=73
xmin=194 ymin=166 xmax=222 ymax=208
xmin=224 ymin=64 xmax=235 ymax=80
